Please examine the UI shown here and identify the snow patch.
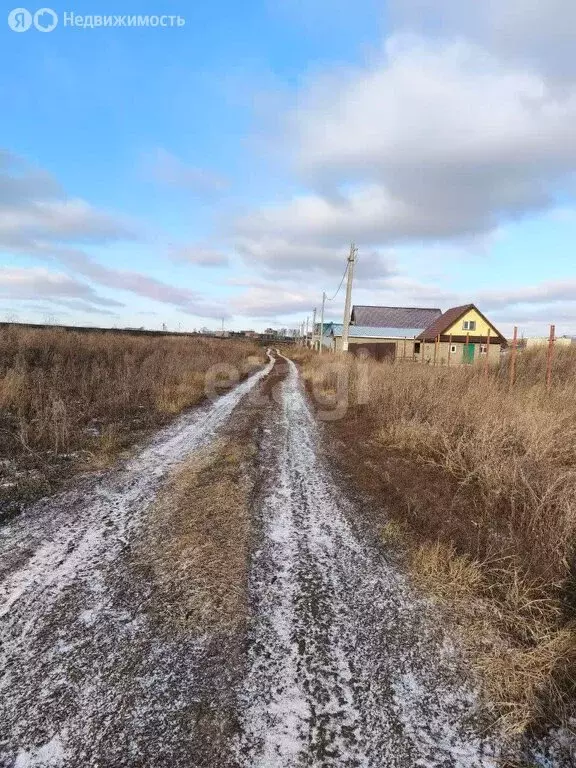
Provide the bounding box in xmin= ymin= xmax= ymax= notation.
xmin=14 ymin=735 xmax=66 ymax=767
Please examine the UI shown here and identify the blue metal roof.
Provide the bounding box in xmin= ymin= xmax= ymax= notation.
xmin=329 ymin=325 xmax=424 ymax=338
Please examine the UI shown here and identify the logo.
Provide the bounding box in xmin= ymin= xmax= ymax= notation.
xmin=7 ymin=7 xmax=32 ymax=31
xmin=34 ymin=7 xmax=57 ymax=31
xmin=7 ymin=7 xmax=58 ymax=31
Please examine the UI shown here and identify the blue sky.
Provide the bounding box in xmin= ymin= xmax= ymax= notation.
xmin=2 ymin=0 xmax=576 ymax=335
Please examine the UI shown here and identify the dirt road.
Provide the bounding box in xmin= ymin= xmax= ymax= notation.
xmin=0 ymin=354 xmax=564 ymax=766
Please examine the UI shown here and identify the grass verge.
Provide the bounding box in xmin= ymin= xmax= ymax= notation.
xmin=138 ymin=438 xmax=256 ymax=635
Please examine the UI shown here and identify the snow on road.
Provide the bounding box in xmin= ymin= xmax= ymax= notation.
xmin=2 ymin=350 xmax=562 ymax=767
xmin=237 ymin=356 xmax=499 ymax=767
xmin=0 ymin=357 xmax=274 ymax=767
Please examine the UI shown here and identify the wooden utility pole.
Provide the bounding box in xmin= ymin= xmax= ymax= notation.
xmin=311 ymin=307 xmax=317 ymax=351
xmin=484 ymin=326 xmax=491 ymax=377
xmin=434 ymin=334 xmax=439 ymax=366
xmin=546 ymin=324 xmax=555 ymax=392
xmin=305 ymin=316 xmax=309 ymax=347
xmin=509 ymin=326 xmax=518 ymax=390
xmin=319 ymin=292 xmax=326 ymax=355
xmin=448 ymin=334 xmax=452 ymax=366
xmin=341 ymin=243 xmax=357 ymax=353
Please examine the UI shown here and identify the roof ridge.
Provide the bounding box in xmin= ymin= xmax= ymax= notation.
xmin=352 ymin=304 xmax=442 ymax=310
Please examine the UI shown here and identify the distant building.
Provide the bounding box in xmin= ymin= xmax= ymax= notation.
xmin=314 ymin=321 xmax=338 ymax=350
xmin=329 ymin=303 xmax=507 ymax=363
xmin=330 ymin=306 xmax=441 ymax=360
xmin=522 ymin=336 xmax=573 ymax=348
xmin=416 ymin=304 xmax=507 ymax=364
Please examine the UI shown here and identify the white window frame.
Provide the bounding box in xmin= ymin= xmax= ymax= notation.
xmin=450 ymin=345 xmax=457 ymax=353
xmin=463 ymin=320 xmax=477 ymax=331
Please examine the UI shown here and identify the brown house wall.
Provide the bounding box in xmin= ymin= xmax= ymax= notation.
xmin=332 ymin=336 xmax=502 ymax=364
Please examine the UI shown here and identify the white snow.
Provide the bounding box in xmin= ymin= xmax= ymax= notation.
xmin=14 ymin=735 xmax=66 ymax=767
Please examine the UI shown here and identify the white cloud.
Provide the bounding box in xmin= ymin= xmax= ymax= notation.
xmin=235 ymin=234 xmax=394 ymax=282
xmin=283 ymin=38 xmax=576 ymax=239
xmin=0 ymin=266 xmax=122 ymax=308
xmin=0 ymin=150 xmax=229 ymax=320
xmin=390 ymin=0 xmax=576 ymax=79
xmin=478 ymin=279 xmax=576 ymax=310
xmin=145 ymin=148 xmax=229 ymax=196
xmin=34 ymin=245 xmax=230 ymax=319
xmin=170 ymin=245 xmax=230 ymax=268
xmin=0 ymin=199 xmax=134 ymax=248
xmin=230 ymin=281 xmax=322 ymax=318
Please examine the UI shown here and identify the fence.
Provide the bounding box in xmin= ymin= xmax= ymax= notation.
xmin=324 ymin=324 xmax=573 ymax=393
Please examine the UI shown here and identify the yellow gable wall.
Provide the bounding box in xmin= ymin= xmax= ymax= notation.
xmin=446 ymin=307 xmax=500 ymax=339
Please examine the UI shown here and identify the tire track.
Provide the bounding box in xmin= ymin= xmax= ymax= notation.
xmin=238 ymin=356 xmax=499 ymax=767
xmin=0 ymin=356 xmax=274 ymax=767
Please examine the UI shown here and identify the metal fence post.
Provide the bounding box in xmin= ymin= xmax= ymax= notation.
xmin=546 ymin=324 xmax=555 ymax=392
xmin=509 ymin=326 xmax=517 ymax=390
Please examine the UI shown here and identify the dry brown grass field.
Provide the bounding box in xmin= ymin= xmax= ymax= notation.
xmin=0 ymin=325 xmax=264 ymax=513
xmin=298 ymin=345 xmax=576 ymax=738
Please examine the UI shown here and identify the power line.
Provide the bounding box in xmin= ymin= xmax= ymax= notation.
xmin=326 ymin=248 xmax=359 ymax=302
xmin=326 ymin=261 xmax=348 ymax=302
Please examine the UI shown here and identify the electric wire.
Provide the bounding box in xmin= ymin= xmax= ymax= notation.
xmin=326 ymin=261 xmax=348 ymax=302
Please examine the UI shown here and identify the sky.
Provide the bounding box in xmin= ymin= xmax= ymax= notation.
xmin=1 ymin=0 xmax=576 ymax=336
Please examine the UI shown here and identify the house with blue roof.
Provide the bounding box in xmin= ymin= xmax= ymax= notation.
xmin=324 ymin=304 xmax=506 ymax=363
xmin=326 ymin=305 xmax=442 ymax=361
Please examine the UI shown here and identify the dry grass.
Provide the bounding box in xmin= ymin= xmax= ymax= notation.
xmin=411 ymin=540 xmax=576 ymax=736
xmin=0 ymin=326 xmax=263 ymax=460
xmin=276 ymin=344 xmax=316 ymax=366
xmin=296 ymin=346 xmax=576 ymax=736
xmin=137 ymin=438 xmax=255 ymax=634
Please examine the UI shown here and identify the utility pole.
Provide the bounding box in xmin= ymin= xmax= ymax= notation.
xmin=341 ymin=242 xmax=357 ymax=353
xmin=319 ymin=291 xmax=326 ymax=355
xmin=311 ymin=307 xmax=317 ymax=351
xmin=305 ymin=316 xmax=309 ymax=348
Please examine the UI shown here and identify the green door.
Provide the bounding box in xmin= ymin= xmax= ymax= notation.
xmin=463 ymin=343 xmax=475 ymax=364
